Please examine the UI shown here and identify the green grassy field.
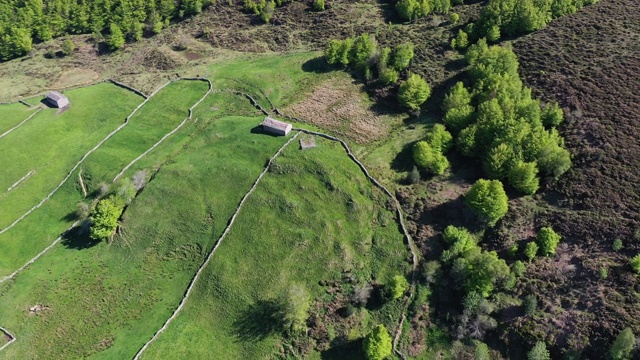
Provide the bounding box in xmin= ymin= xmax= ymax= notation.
xmin=0 ymin=80 xmax=207 ymax=276
xmin=0 ymin=103 xmax=37 ymax=135
xmin=140 ymin=137 xmax=409 ymax=359
xmin=0 ymin=83 xmax=143 ymax=229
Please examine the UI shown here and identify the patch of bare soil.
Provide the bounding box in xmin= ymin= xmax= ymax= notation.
xmin=283 ymin=77 xmax=393 ymax=143
xmin=503 ymin=0 xmax=640 ymax=356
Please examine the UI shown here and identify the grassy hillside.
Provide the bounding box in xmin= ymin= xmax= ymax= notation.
xmin=141 ymin=137 xmax=410 ymax=359
xmin=0 ymin=83 xmax=142 ymax=228
xmin=0 ymin=80 xmax=207 ymax=276
xmin=0 ymin=103 xmax=36 ymax=135
xmin=0 ymin=108 xmax=288 ymax=359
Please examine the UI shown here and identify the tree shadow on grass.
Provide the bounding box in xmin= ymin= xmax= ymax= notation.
xmin=301 ymin=56 xmax=335 ymax=74
xmin=233 ymin=299 xmax=285 ymax=341
xmin=320 ymin=338 xmax=366 ymax=360
xmin=61 ymin=221 xmax=100 ymax=250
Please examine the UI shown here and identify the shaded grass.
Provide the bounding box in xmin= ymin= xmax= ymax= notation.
xmin=0 ymin=81 xmax=207 ymax=276
xmin=0 ymin=103 xmax=36 ymax=135
xmin=141 ymin=138 xmax=409 ymax=359
xmin=0 ymin=83 xmax=143 ymax=228
xmin=0 ymin=114 xmax=287 ymax=359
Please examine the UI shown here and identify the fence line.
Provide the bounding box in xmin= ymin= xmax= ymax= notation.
xmin=0 ymin=108 xmax=42 ymax=140
xmin=6 ymin=170 xmax=35 ymax=193
xmin=133 ymin=132 xmax=300 ymax=360
xmin=112 ymin=78 xmax=212 ymax=182
xmin=0 ymin=327 xmax=15 ymax=352
xmin=0 ymin=80 xmax=173 ymax=237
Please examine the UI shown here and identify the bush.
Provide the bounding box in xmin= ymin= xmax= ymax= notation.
xmin=379 ymin=68 xmax=399 ymax=85
xmin=61 ymin=39 xmax=75 ymax=56
xmin=388 ymin=275 xmax=409 ymax=300
xmin=629 ymin=254 xmax=640 ymax=274
xmin=408 ymin=165 xmax=421 ymax=184
xmin=541 ymin=102 xmax=564 ymax=127
xmin=390 ymin=42 xmax=414 ymax=71
xmin=313 ymin=0 xmax=325 ymax=11
xmin=508 ymin=161 xmax=540 ymax=194
xmin=613 ymin=238 xmax=623 ymax=252
xmin=413 ymin=142 xmax=449 ymax=175
xmin=451 ymin=29 xmax=469 ymax=49
xmin=536 ymin=227 xmax=561 ymax=256
xmin=450 ymin=12 xmax=460 ymax=24
xmin=528 ymin=341 xmax=550 ymax=360
xmin=107 ymin=23 xmax=125 ymax=50
xmin=90 ymin=196 xmax=125 ymax=241
xmin=259 ymin=1 xmax=275 ymax=23
xmin=279 ymin=284 xmax=310 ymax=335
xmin=398 ymin=73 xmax=431 ymax=110
xmin=511 ymin=260 xmax=526 ymax=277
xmin=523 ymin=294 xmax=537 ymax=316
xmin=350 ymin=33 xmax=377 ymax=70
xmin=524 ymin=242 xmax=538 ymax=261
xmin=475 ymin=342 xmax=491 ymax=360
xmin=610 ymin=328 xmax=636 ymax=360
xmin=465 ymin=179 xmax=509 ymax=227
xmin=363 ymin=324 xmax=392 ymax=360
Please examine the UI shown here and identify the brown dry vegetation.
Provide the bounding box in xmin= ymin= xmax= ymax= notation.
xmin=497 ymin=0 xmax=640 ymax=356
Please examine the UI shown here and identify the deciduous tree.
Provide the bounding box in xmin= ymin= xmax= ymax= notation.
xmin=363 ymin=324 xmax=392 ymax=360
xmin=465 ymin=179 xmax=508 ymax=226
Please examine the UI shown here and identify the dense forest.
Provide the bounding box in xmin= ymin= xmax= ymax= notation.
xmin=0 ymin=0 xmax=212 ymax=60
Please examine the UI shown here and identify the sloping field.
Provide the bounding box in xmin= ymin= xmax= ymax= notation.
xmin=0 ymin=83 xmax=142 ymax=228
xmin=504 ymin=0 xmax=640 ymax=355
xmin=140 ymin=138 xmax=409 ymax=359
xmin=0 ymin=80 xmax=207 ymax=276
xmin=0 ymin=105 xmax=289 ymax=358
xmin=0 ymin=103 xmax=37 ymax=135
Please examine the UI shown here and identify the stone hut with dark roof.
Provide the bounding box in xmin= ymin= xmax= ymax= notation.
xmin=45 ymin=91 xmax=69 ymax=108
xmin=261 ymin=116 xmax=292 ymax=136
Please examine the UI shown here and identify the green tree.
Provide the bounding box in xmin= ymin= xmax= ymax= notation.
xmin=610 ymin=328 xmax=636 ymax=360
xmin=536 ymin=227 xmax=561 ymax=256
xmin=313 ymin=0 xmax=325 ymax=11
xmin=450 ymin=12 xmax=460 ymax=24
xmin=452 ymin=249 xmax=510 ymax=297
xmin=398 ymin=73 xmax=431 ymax=110
xmin=512 ymin=260 xmax=526 ymax=277
xmin=260 ymin=0 xmax=275 ymax=23
xmin=456 ymin=125 xmax=478 ymax=157
xmin=528 ymin=341 xmax=550 ymax=360
xmin=541 ymin=102 xmax=564 ymax=127
xmin=523 ymin=294 xmax=537 ymax=315
xmin=443 ymin=81 xmax=472 ymax=112
xmin=388 ymin=275 xmax=409 ymax=300
xmin=613 ymin=239 xmax=623 ymax=252
xmin=363 ymin=324 xmax=392 ymax=360
xmin=350 ymin=33 xmax=377 ymax=70
xmin=338 ymin=38 xmax=353 ymax=66
xmin=379 ymin=68 xmax=399 ymax=85
xmin=508 ymin=160 xmax=540 ymax=194
xmin=630 ymin=254 xmax=640 ymax=274
xmin=425 ymin=124 xmax=453 ymax=153
xmin=90 ymin=196 xmax=125 ymax=241
xmin=61 ymin=38 xmax=75 ymax=56
xmin=107 ymin=23 xmax=125 ymax=50
xmin=451 ymin=29 xmax=469 ymax=49
xmin=483 ymin=143 xmax=515 ymax=179
xmin=465 ymin=179 xmax=509 ymax=226
xmin=325 ymin=39 xmax=343 ymax=65
xmin=524 ymin=242 xmax=538 ymax=261
xmin=390 ymin=42 xmax=414 ymax=71
xmin=413 ymin=141 xmax=449 ymax=175
xmin=475 ymin=342 xmax=491 ymax=360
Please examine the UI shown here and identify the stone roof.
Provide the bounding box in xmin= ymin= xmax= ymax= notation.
xmin=46 ymin=91 xmax=67 ymax=101
xmin=261 ymin=116 xmax=291 ymax=131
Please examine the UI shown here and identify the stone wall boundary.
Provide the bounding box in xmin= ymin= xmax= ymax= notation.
xmin=133 ymin=132 xmax=300 ymax=360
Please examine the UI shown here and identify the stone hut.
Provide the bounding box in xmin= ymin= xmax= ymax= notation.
xmin=45 ymin=91 xmax=69 ymax=108
xmin=261 ymin=116 xmax=292 ymax=136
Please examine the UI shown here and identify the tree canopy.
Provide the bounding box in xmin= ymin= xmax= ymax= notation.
xmin=398 ymin=73 xmax=431 ymax=110
xmin=465 ymin=179 xmax=509 ymax=226
xmin=90 ymin=196 xmax=125 ymax=241
xmin=363 ymin=324 xmax=392 ymax=360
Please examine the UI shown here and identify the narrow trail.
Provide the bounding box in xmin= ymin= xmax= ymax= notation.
xmin=6 ymin=170 xmax=35 ymax=193
xmin=0 ymin=108 xmax=42 ymax=140
xmin=133 ymin=132 xmax=300 ymax=360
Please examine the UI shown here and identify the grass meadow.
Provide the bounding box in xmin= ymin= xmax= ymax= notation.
xmin=0 ymin=80 xmax=206 ymax=276
xmin=0 ymin=83 xmax=142 ymax=229
xmin=0 ymin=100 xmax=289 ymax=358
xmin=0 ymin=103 xmax=37 ymax=135
xmin=141 ymin=138 xmax=409 ymax=359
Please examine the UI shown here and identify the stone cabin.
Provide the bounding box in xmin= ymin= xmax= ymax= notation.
xmin=261 ymin=116 xmax=292 ymax=136
xmin=45 ymin=91 xmax=69 ymax=108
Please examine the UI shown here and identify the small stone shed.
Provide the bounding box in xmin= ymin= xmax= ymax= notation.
xmin=45 ymin=91 xmax=69 ymax=108
xmin=261 ymin=116 xmax=292 ymax=136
